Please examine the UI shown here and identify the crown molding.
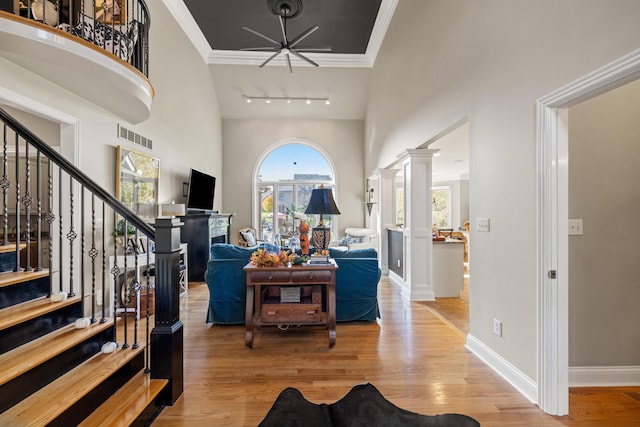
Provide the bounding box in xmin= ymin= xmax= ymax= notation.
xmin=164 ymin=0 xmax=396 ymax=68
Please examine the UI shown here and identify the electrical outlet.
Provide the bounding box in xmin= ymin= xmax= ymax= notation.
xmin=477 ymin=218 xmax=490 ymax=232
xmin=568 ymin=219 xmax=583 ymax=235
xmin=493 ymin=318 xmax=502 ymax=337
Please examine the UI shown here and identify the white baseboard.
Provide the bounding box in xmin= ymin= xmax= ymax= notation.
xmin=466 ymin=334 xmax=538 ymax=404
xmin=569 ymin=366 xmax=640 ymax=387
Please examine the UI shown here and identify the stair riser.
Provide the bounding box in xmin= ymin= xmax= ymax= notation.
xmin=0 ymin=276 xmax=50 ymax=310
xmin=0 ymin=325 xmax=114 ymax=413
xmin=0 ymin=301 xmax=82 ymax=354
xmin=0 ymin=251 xmax=17 ymax=273
xmin=48 ymin=351 xmax=145 ymax=427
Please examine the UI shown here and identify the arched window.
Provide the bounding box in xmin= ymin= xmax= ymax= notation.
xmin=256 ymin=142 xmax=337 ymax=245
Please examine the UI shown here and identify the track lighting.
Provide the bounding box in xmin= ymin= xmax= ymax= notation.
xmin=242 ymin=95 xmax=330 ymax=105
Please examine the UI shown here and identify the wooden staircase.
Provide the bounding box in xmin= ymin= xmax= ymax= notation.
xmin=0 ymin=245 xmax=168 ymax=426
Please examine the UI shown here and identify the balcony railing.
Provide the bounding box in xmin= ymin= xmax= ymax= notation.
xmin=2 ymin=0 xmax=150 ymax=77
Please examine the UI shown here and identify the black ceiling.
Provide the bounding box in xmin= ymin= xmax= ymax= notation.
xmin=183 ymin=0 xmax=383 ymax=55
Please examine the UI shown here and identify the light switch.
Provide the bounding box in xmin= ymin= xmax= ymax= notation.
xmin=477 ymin=218 xmax=490 ymax=232
xmin=568 ymin=219 xmax=583 ymax=235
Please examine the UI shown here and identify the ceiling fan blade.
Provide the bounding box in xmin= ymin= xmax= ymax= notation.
xmin=278 ymin=15 xmax=288 ymax=44
xmin=294 ymin=47 xmax=332 ymax=52
xmin=289 ymin=25 xmax=319 ymax=48
xmin=242 ymin=26 xmax=281 ymax=47
xmin=290 ymin=49 xmax=319 ymax=67
xmin=239 ymin=47 xmax=280 ymax=51
xmin=286 ymin=53 xmax=293 ymax=73
xmin=260 ymin=50 xmax=282 ymax=68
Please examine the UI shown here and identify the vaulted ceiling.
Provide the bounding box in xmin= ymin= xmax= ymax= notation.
xmin=165 ymin=0 xmax=468 ymax=178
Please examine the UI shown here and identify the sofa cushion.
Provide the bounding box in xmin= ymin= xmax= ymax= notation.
xmin=210 ymin=243 xmax=254 ymax=260
xmin=329 ymin=247 xmax=378 ymax=259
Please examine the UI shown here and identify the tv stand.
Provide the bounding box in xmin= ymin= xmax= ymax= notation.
xmin=180 ymin=213 xmax=233 ymax=282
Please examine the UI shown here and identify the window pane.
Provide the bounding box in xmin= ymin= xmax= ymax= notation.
xmin=432 ymin=187 xmax=450 ymax=228
xmin=259 ymin=185 xmax=274 ymax=242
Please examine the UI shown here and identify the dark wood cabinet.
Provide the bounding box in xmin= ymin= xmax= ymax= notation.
xmin=388 ymin=229 xmax=403 ymax=277
xmin=180 ymin=213 xmax=232 ymax=282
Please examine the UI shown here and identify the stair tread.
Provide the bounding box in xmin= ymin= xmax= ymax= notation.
xmin=0 ymin=242 xmax=27 ymax=254
xmin=0 ymin=342 xmax=147 ymax=426
xmin=0 ymin=268 xmax=50 ymax=289
xmin=0 ymin=319 xmax=114 ymax=386
xmin=78 ymin=372 xmax=168 ymax=427
xmin=0 ymin=293 xmax=80 ymax=331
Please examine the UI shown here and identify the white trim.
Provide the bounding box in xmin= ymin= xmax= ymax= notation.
xmin=161 ymin=0 xmax=212 ymax=63
xmin=466 ymin=334 xmax=538 ymax=404
xmin=569 ymin=366 xmax=640 ymax=387
xmin=536 ymin=47 xmax=640 ymax=416
xmin=164 ymin=0 xmax=398 ymax=68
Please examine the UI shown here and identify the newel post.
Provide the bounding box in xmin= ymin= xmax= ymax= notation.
xmin=151 ymin=217 xmax=184 ymax=404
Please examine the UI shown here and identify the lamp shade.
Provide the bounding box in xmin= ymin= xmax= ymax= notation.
xmin=304 ymin=187 xmax=341 ymax=217
xmin=304 ymin=187 xmax=340 ymax=250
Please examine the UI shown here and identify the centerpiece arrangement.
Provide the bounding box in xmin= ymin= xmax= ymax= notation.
xmin=250 ymin=248 xmax=294 ymax=267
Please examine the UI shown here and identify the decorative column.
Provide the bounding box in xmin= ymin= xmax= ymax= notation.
xmin=151 ymin=217 xmax=184 ymax=405
xmin=401 ymin=149 xmax=438 ymax=301
xmin=375 ymin=168 xmax=399 ymax=275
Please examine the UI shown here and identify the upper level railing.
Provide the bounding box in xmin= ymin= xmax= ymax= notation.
xmin=1 ymin=0 xmax=150 ymax=76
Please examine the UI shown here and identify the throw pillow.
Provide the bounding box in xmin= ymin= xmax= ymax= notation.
xmin=240 ymin=231 xmax=257 ymax=247
xmin=339 ymin=236 xmax=363 ymax=246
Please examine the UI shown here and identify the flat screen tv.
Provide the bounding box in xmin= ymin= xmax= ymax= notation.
xmin=186 ymin=168 xmax=216 ymax=212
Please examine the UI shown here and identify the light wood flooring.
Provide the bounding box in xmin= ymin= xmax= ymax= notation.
xmin=153 ymin=276 xmax=640 ymax=426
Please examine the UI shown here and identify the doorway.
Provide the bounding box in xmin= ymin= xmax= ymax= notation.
xmin=537 ymin=48 xmax=640 ymax=415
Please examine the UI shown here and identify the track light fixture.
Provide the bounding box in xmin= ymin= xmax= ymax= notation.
xmin=242 ymin=95 xmax=330 ymax=105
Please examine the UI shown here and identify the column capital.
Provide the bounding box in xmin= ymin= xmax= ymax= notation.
xmin=398 ymin=148 xmax=440 ymax=162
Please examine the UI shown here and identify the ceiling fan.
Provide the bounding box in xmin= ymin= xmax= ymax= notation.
xmin=240 ymin=0 xmax=331 ymax=73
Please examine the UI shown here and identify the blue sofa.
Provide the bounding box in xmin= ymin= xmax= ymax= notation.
xmin=205 ymin=244 xmax=381 ymax=324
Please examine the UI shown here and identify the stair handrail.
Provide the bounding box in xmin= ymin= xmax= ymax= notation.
xmin=0 ymin=107 xmax=154 ymax=238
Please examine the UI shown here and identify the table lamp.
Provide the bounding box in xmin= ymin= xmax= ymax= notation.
xmin=304 ymin=186 xmax=341 ymax=250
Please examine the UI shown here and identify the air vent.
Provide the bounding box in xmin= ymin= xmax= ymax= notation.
xmin=118 ymin=124 xmax=153 ymax=150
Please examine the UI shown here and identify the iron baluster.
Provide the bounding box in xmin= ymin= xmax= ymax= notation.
xmin=67 ymin=177 xmax=77 ymax=297
xmin=89 ymin=192 xmax=98 ymax=323
xmin=14 ymin=132 xmax=21 ymax=272
xmin=23 ymin=143 xmax=32 ymax=272
xmin=2 ymin=124 xmax=10 ymax=246
xmin=101 ymin=200 xmax=107 ymax=323
xmin=110 ymin=211 xmax=120 ymax=346
xmin=35 ymin=150 xmax=42 ymax=272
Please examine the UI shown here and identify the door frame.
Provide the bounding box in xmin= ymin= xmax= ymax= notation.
xmin=536 ymin=48 xmax=640 ymax=415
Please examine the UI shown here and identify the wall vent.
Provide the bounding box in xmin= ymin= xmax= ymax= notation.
xmin=118 ymin=124 xmax=153 ymax=150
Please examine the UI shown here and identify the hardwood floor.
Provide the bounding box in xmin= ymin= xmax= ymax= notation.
xmin=153 ymin=276 xmax=640 ymax=426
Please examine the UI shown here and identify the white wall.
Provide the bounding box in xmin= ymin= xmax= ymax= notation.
xmin=568 ymin=78 xmax=640 ymax=367
xmin=365 ymin=0 xmax=640 ymax=381
xmin=222 ymin=119 xmax=365 ymax=241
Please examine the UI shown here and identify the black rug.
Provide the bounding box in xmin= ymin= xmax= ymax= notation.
xmin=258 ymin=382 xmax=480 ymax=427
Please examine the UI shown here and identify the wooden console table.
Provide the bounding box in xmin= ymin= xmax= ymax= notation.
xmin=244 ymin=260 xmax=338 ymax=348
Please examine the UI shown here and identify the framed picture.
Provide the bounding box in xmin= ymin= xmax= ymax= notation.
xmin=95 ymin=0 xmax=126 ymax=25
